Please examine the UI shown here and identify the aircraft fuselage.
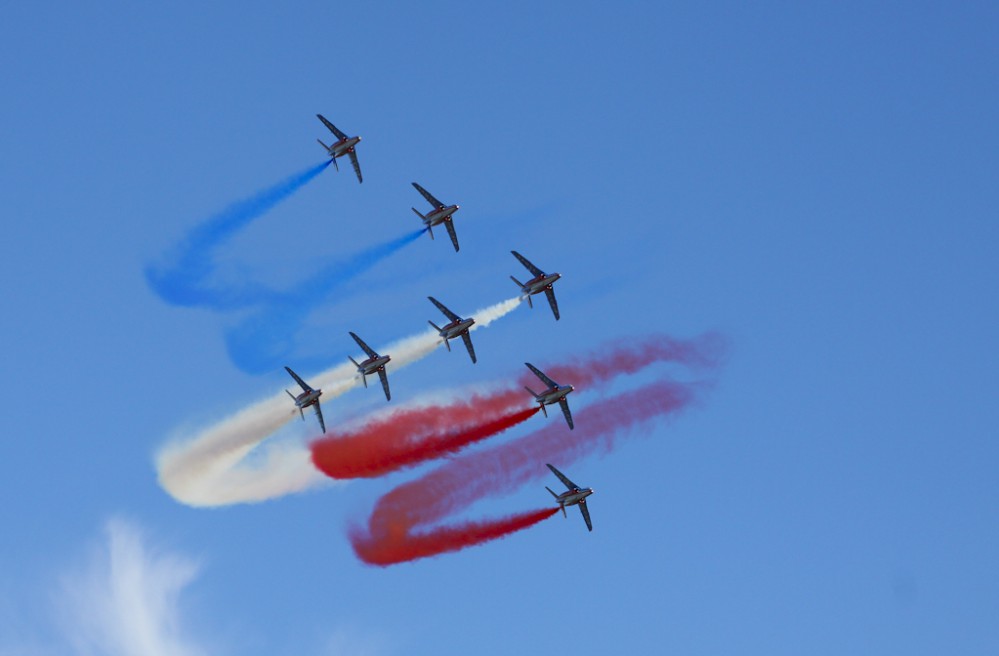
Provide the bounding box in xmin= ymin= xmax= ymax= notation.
xmin=522 ymin=272 xmax=561 ymax=296
xmin=556 ymin=487 xmax=593 ymax=508
xmin=294 ymin=389 xmax=322 ymax=409
xmin=357 ymin=354 xmax=390 ymax=375
xmin=440 ymin=317 xmax=474 ymax=340
xmin=424 ymin=204 xmax=459 ymax=226
xmin=537 ymin=384 xmax=573 ymax=407
xmin=327 ymin=136 xmax=361 ymax=158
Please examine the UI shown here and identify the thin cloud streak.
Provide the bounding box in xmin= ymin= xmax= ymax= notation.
xmin=58 ymin=519 xmax=207 ymax=656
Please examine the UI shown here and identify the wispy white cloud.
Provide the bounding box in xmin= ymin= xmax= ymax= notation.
xmin=3 ymin=519 xmax=390 ymax=656
xmin=57 ymin=518 xmax=208 ymax=656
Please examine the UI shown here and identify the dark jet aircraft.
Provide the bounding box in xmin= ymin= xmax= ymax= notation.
xmin=510 ymin=250 xmax=561 ymax=320
xmin=427 ymin=296 xmax=476 ymax=363
xmin=316 ymin=114 xmax=363 ymax=183
xmin=545 ymin=463 xmax=594 ymax=531
xmin=348 ymin=332 xmax=391 ymax=401
xmin=524 ymin=362 xmax=574 ymax=429
xmin=411 ymin=182 xmax=462 ymax=252
xmin=284 ymin=366 xmax=326 ymax=434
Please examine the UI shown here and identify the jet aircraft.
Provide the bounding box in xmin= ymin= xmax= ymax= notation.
xmin=316 ymin=114 xmax=363 ymax=183
xmin=510 ymin=250 xmax=561 ymax=320
xmin=348 ymin=332 xmax=392 ymax=401
xmin=411 ymin=182 xmax=462 ymax=252
xmin=284 ymin=366 xmax=326 ymax=434
xmin=427 ymin=296 xmax=477 ymax=363
xmin=545 ymin=463 xmax=594 ymax=531
xmin=524 ymin=362 xmax=574 ymax=429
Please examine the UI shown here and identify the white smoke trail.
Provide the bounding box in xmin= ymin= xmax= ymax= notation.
xmin=155 ymin=297 xmax=522 ymax=507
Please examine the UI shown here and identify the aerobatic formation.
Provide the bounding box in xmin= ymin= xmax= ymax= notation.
xmin=150 ymin=112 xmax=726 ymax=566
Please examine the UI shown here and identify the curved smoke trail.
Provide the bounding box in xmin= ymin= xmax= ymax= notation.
xmin=349 ymin=377 xmax=710 ymax=566
xmin=145 ymin=160 xmax=429 ymax=374
xmin=146 ymin=160 xmax=331 ymax=310
xmin=155 ymin=297 xmax=522 ymax=507
xmin=311 ymin=387 xmax=539 ymax=480
xmin=223 ymin=227 xmax=427 ymax=375
xmin=335 ymin=333 xmax=726 ymax=565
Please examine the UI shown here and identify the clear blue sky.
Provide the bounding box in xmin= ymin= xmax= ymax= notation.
xmin=1 ymin=2 xmax=997 ymax=654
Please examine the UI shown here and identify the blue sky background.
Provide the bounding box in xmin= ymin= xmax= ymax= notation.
xmin=1 ymin=2 xmax=997 ymax=654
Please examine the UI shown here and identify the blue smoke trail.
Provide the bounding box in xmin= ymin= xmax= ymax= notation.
xmin=145 ymin=160 xmax=332 ymax=310
xmin=225 ymin=228 xmax=427 ymax=374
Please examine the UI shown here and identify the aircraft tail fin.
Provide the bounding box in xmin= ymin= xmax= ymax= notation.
xmin=525 ymin=387 xmax=547 ymax=417
xmin=412 ymin=207 xmax=433 ymax=239
xmin=545 ymin=488 xmax=566 ymax=517
xmin=318 ymin=138 xmax=337 ymax=170
xmin=428 ymin=321 xmax=450 ymax=350
xmin=285 ymin=389 xmax=296 ymax=401
xmin=510 ymin=275 xmax=524 ymax=288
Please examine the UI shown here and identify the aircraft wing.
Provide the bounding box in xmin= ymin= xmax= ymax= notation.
xmin=558 ymin=398 xmax=574 ymax=430
xmin=348 ymin=151 xmax=363 ymax=183
xmin=546 ymin=463 xmax=579 ymax=491
xmin=428 ymin=296 xmax=461 ymax=322
xmin=412 ymin=182 xmax=444 ymax=209
xmin=317 ymin=114 xmax=348 ymax=141
xmin=444 ymin=220 xmax=460 ymax=252
xmin=544 ymin=288 xmax=560 ymax=321
xmin=525 ymin=362 xmax=558 ymax=389
xmin=511 ymin=250 xmax=544 ymax=277
xmin=349 ymin=332 xmax=379 ymax=358
xmin=460 ymin=332 xmax=477 ymax=364
xmin=284 ymin=366 xmax=313 ymax=393
xmin=377 ymin=369 xmax=391 ymax=401
xmin=313 ymin=402 xmax=326 ymax=434
xmin=578 ymin=499 xmax=593 ymax=531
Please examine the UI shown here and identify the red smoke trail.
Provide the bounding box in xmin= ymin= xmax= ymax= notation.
xmin=311 ymin=389 xmax=538 ymax=479
xmin=350 ymin=378 xmax=705 ymax=565
xmin=521 ymin=332 xmax=727 ymax=391
xmin=314 ymin=406 xmax=539 ymax=479
xmin=313 ymin=334 xmax=722 ymax=481
xmin=350 ymin=507 xmax=559 ymax=567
